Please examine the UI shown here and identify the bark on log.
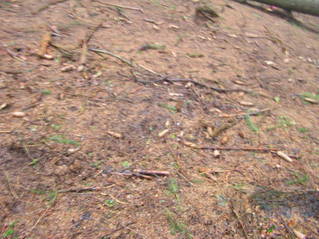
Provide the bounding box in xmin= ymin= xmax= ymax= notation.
xmin=248 ymin=0 xmax=319 ymax=16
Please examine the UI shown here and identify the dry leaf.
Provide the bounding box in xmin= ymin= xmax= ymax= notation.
xmin=182 ymin=141 xmax=198 ymax=148
xmin=38 ymin=31 xmax=51 ymax=57
xmin=238 ymin=131 xmax=245 ymax=138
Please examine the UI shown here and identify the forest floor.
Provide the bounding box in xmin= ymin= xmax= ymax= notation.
xmin=0 ymin=0 xmax=319 ymax=238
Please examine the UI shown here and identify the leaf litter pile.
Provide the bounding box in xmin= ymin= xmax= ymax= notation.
xmin=0 ymin=0 xmax=319 ymax=238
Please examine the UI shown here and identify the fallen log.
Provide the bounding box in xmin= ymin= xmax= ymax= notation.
xmin=247 ymin=0 xmax=319 ymax=17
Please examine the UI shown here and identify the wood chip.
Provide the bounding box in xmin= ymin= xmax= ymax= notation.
xmin=293 ymin=229 xmax=306 ymax=239
xmin=304 ymin=97 xmax=318 ymax=104
xmin=276 ymin=151 xmax=293 ymax=162
xmin=38 ymin=31 xmax=52 ymax=57
xmin=233 ymin=80 xmax=246 ymax=85
xmin=61 ymin=65 xmax=76 ymax=72
xmin=239 ymin=101 xmax=254 ymax=106
xmin=12 ymin=112 xmax=26 ymax=117
xmin=213 ymin=150 xmax=220 ymax=158
xmin=182 ymin=141 xmax=199 ymax=148
xmin=107 ymin=131 xmax=123 ymax=139
xmin=158 ymin=129 xmax=169 ymax=137
xmin=0 ymin=103 xmax=8 ymax=110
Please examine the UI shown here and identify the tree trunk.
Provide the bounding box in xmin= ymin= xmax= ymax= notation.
xmin=249 ymin=0 xmax=319 ymax=16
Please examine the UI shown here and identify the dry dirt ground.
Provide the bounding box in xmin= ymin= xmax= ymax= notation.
xmin=0 ymin=0 xmax=319 ymax=238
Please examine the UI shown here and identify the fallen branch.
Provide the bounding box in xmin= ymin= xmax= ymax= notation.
xmin=95 ymin=0 xmax=144 ymax=13
xmin=181 ymin=141 xmax=277 ymax=152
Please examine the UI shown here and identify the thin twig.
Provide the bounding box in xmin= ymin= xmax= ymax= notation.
xmin=95 ymin=0 xmax=144 ymax=13
xmin=89 ymin=48 xmax=161 ymax=75
xmin=89 ymin=48 xmax=133 ymax=66
xmin=85 ymin=21 xmax=104 ymax=44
